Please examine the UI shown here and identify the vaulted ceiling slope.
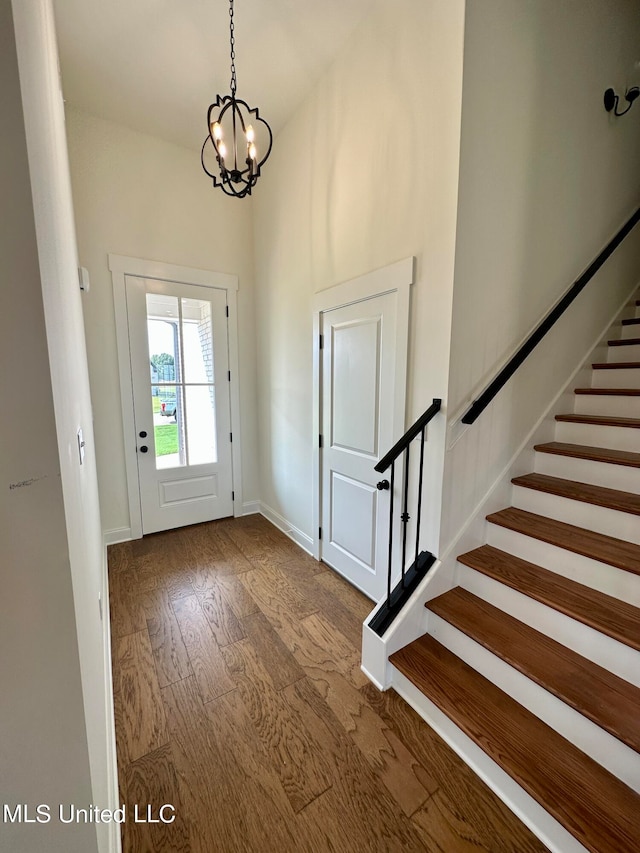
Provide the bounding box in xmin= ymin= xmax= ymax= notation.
xmin=53 ymin=0 xmax=378 ymax=152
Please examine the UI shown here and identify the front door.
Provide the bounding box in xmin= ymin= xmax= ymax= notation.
xmin=320 ymin=291 xmax=400 ymax=600
xmin=125 ymin=275 xmax=233 ymax=534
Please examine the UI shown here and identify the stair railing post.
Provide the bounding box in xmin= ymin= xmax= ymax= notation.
xmin=400 ymin=445 xmax=410 ymax=588
xmin=386 ymin=460 xmax=395 ymax=606
xmin=414 ymin=426 xmax=426 ymax=565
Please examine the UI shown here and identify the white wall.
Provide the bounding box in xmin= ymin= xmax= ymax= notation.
xmin=1 ymin=1 xmax=100 ymax=851
xmin=65 ymin=109 xmax=258 ymax=536
xmin=252 ymin=0 xmax=466 ymax=552
xmin=441 ymin=0 xmax=640 ymax=550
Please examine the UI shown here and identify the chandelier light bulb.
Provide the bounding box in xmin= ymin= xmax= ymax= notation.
xmin=212 ymin=122 xmax=223 ymax=141
xmin=246 ymin=124 xmax=255 ymax=143
xmin=248 ymin=142 xmax=257 ymax=160
xmin=218 ymin=141 xmax=227 ymax=160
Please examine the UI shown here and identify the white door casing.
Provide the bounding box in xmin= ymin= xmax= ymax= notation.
xmin=110 ymin=255 xmax=243 ymax=539
xmin=313 ymin=258 xmax=413 ymax=601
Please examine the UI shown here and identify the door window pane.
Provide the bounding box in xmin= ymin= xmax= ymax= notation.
xmin=147 ymin=296 xmax=181 ymax=383
xmin=145 ymin=294 xmax=219 ymax=470
xmin=151 ymin=386 xmax=185 ymax=469
xmin=181 ymin=298 xmax=215 ymax=384
xmin=185 ymin=385 xmax=218 ymax=466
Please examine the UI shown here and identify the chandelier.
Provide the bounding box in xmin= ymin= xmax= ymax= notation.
xmin=201 ymin=0 xmax=273 ymax=198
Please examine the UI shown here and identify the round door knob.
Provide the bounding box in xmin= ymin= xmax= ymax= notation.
xmin=376 ymin=479 xmax=390 ymax=490
xmin=139 ymin=445 xmax=148 ymax=453
xmin=139 ymin=430 xmax=148 ymax=438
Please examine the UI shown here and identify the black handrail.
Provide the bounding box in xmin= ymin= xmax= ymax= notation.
xmin=369 ymin=398 xmax=441 ymax=636
xmin=375 ymin=398 xmax=442 ymax=473
xmin=462 ymin=206 xmax=640 ymax=425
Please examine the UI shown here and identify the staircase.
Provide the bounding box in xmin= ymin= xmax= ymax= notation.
xmin=390 ymin=299 xmax=640 ymax=852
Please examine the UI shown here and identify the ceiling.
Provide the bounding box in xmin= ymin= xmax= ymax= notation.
xmin=53 ymin=0 xmax=378 ymax=152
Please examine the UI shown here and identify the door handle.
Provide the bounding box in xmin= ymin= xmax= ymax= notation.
xmin=376 ymin=479 xmax=389 ymax=490
xmin=139 ymin=445 xmax=149 ymax=453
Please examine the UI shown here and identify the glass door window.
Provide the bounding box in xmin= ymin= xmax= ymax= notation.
xmin=146 ymin=294 xmax=218 ymax=470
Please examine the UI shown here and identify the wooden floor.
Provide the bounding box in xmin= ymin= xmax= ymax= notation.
xmin=108 ymin=514 xmax=547 ymax=852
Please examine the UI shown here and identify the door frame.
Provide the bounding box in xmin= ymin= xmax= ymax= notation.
xmin=110 ymin=254 xmax=243 ymax=539
xmin=312 ymin=257 xmax=414 ymax=566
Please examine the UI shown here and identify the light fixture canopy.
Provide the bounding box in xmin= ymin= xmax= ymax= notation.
xmin=201 ymin=0 xmax=272 ymax=198
xmin=604 ymin=85 xmax=639 ymax=116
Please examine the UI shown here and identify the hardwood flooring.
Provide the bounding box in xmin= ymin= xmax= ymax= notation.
xmin=109 ymin=514 xmax=547 ymax=852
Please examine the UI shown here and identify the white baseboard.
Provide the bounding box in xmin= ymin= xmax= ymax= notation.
xmin=103 ymin=527 xmax=132 ymax=546
xmin=259 ymin=502 xmax=314 ymax=555
xmin=242 ymin=500 xmax=261 ymax=516
xmin=360 ymin=663 xmax=386 ymax=692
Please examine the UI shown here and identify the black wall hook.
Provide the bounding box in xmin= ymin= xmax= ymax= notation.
xmin=604 ymin=86 xmax=639 ymax=116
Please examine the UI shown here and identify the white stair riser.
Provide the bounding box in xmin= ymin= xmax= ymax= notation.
xmin=391 ymin=671 xmax=590 ymax=853
xmin=592 ymin=367 xmax=640 ymax=388
xmin=555 ymin=420 xmax=640 ymax=453
xmin=573 ymin=393 xmax=640 ymax=418
xmin=485 ymin=523 xmax=640 ymax=606
xmin=607 ymin=343 xmax=640 ymax=363
xmin=428 ymin=613 xmax=640 ymax=792
xmin=457 ymin=564 xmax=640 ymax=686
xmin=534 ymin=451 xmax=640 ymax=493
xmin=512 ymin=484 xmax=640 ymax=545
xmin=621 ymin=323 xmax=640 ymax=340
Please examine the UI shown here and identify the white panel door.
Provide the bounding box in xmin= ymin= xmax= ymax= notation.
xmin=321 ymin=292 xmax=399 ymax=600
xmin=126 ymin=275 xmax=233 ymax=534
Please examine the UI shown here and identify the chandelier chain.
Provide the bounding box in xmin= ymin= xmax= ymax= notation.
xmin=229 ymin=0 xmax=236 ymax=96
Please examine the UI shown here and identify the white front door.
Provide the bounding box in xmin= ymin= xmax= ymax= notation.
xmin=125 ymin=275 xmax=234 ymax=534
xmin=320 ymin=291 xmax=401 ymax=600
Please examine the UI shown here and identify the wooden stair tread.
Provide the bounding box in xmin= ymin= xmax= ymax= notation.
xmin=458 ymin=544 xmax=640 ymax=650
xmin=574 ymin=387 xmax=640 ymax=396
xmin=427 ymin=587 xmax=640 ymax=752
xmin=592 ymin=361 xmax=640 ymax=369
xmin=622 ymin=318 xmax=640 ymax=326
xmin=512 ymin=472 xmax=640 ymax=515
xmin=390 ymin=635 xmax=640 ymax=853
xmin=487 ymin=506 xmax=640 ymax=576
xmin=534 ymin=441 xmax=640 ymax=468
xmin=556 ymin=413 xmax=640 ymax=429
xmin=609 ymin=337 xmax=640 ymax=346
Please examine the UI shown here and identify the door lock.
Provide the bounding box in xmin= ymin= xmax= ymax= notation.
xmin=139 ymin=430 xmax=147 ymax=438
xmin=376 ymin=479 xmax=390 ymax=490
xmin=139 ymin=445 xmax=149 ymax=453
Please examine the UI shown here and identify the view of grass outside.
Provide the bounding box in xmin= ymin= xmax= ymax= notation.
xmin=155 ymin=424 xmax=178 ymax=456
xmin=152 ymin=397 xmax=161 ymax=413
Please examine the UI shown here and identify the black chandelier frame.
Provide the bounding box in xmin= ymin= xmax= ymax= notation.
xmin=201 ymin=0 xmax=272 ymax=198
